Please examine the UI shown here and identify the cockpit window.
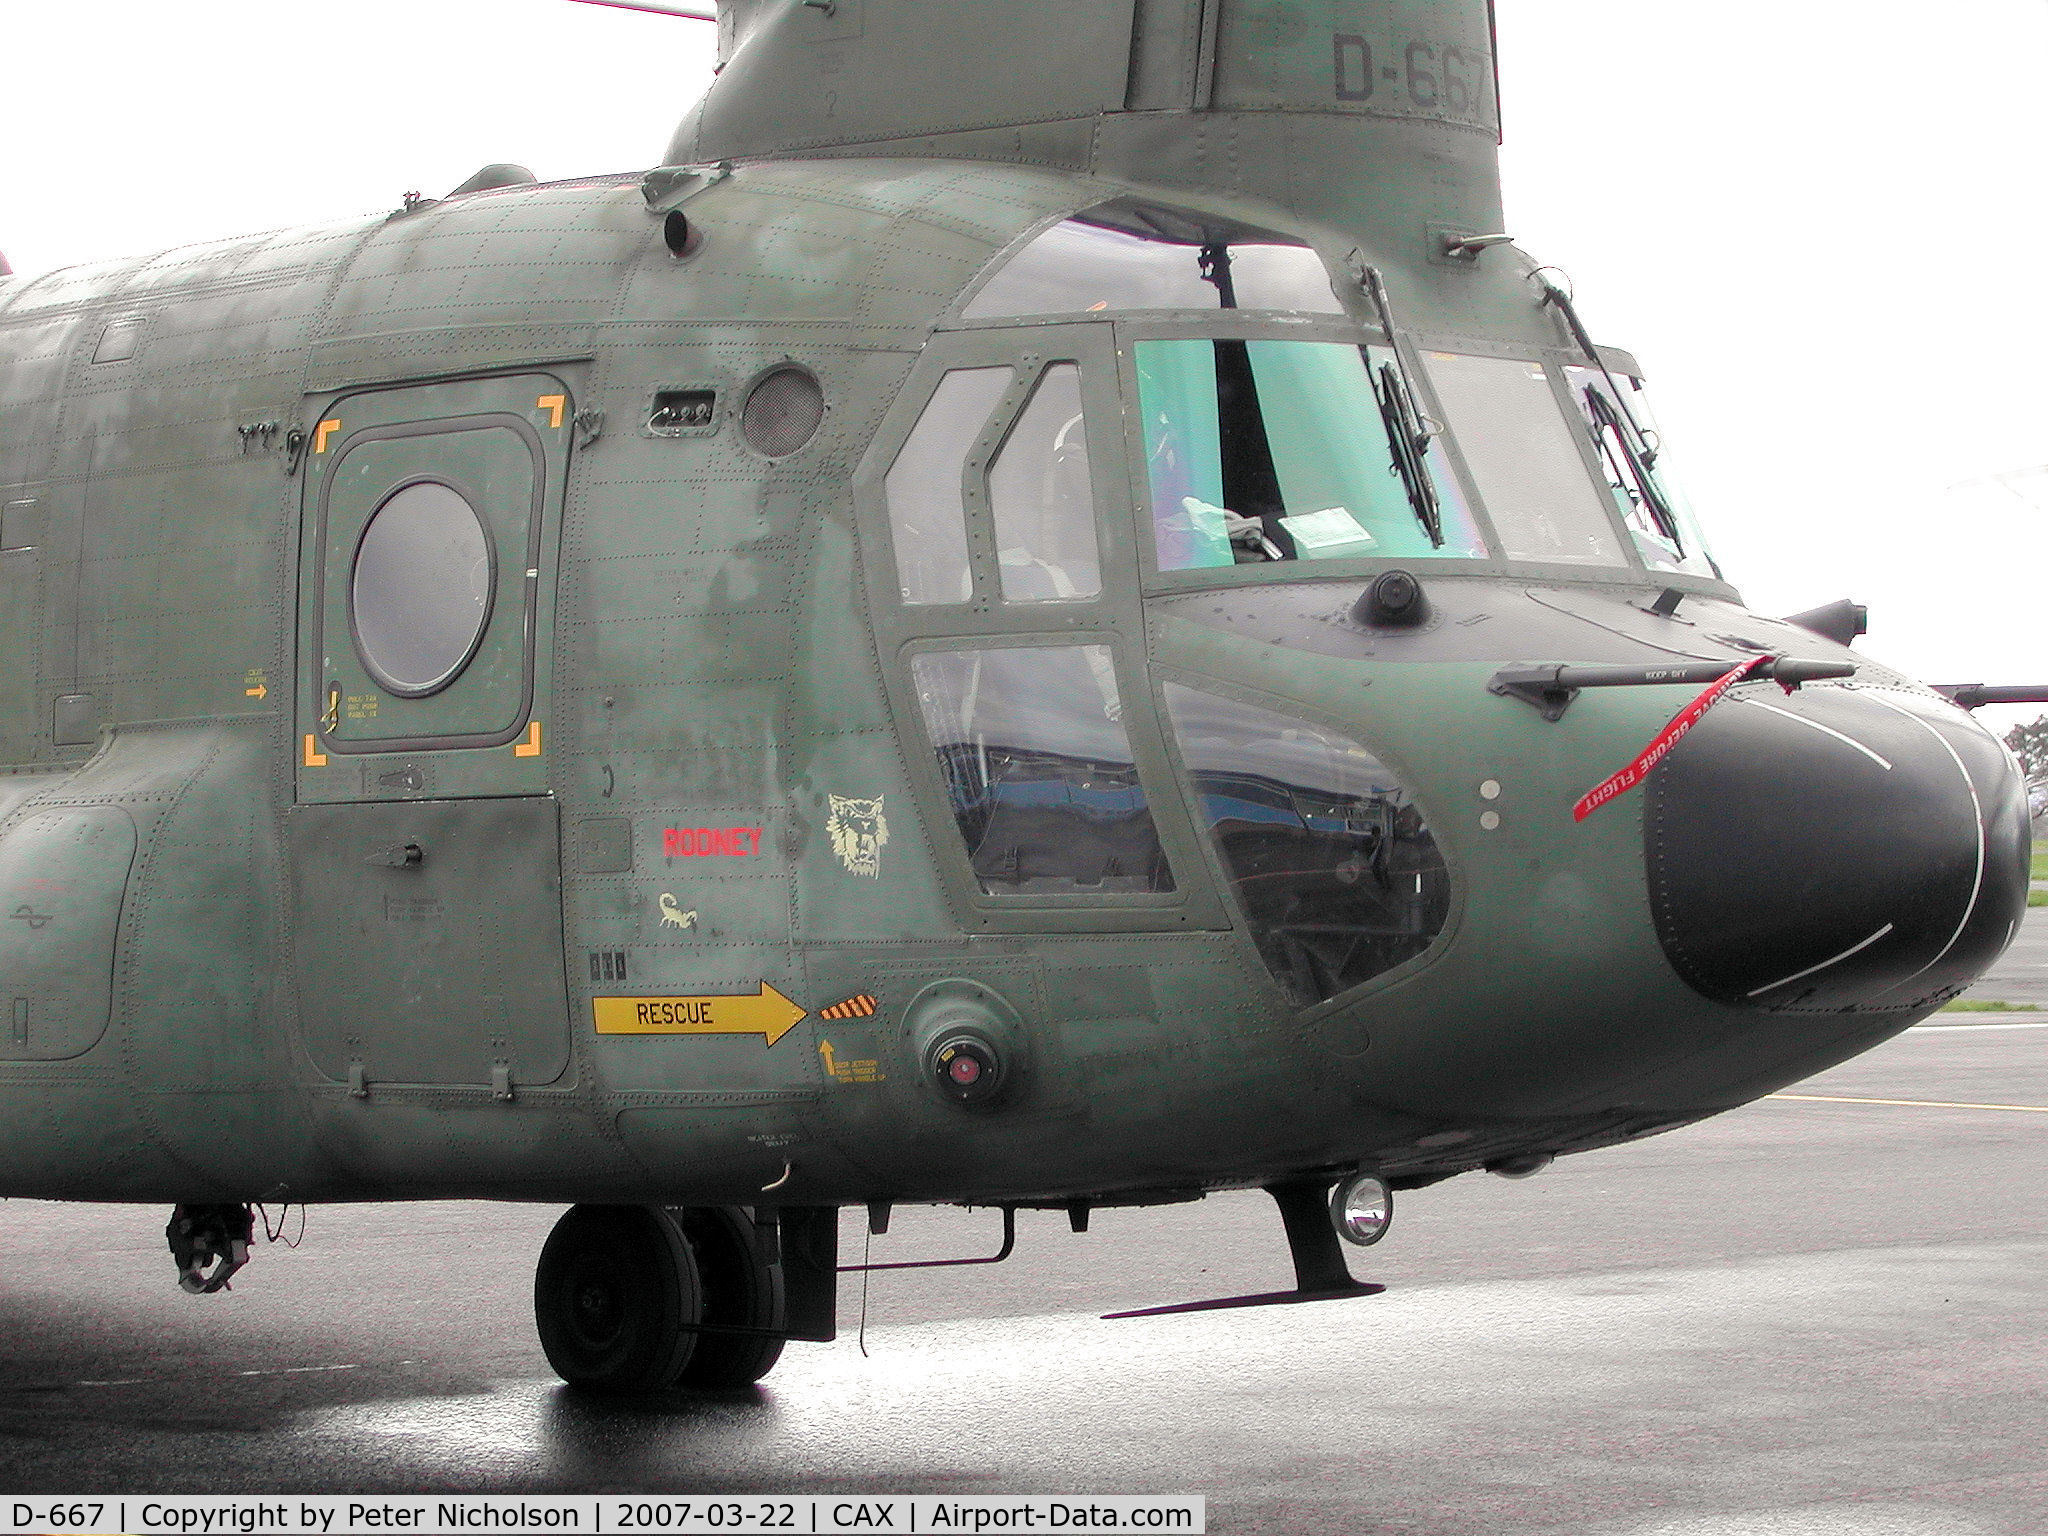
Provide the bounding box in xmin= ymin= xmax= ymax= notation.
xmin=1563 ymin=366 xmax=1721 ymax=579
xmin=1164 ymin=684 xmax=1448 ymax=1005
xmin=989 ymin=363 xmax=1101 ymax=602
xmin=912 ymin=646 xmax=1175 ymax=895
xmin=963 ymin=205 xmax=1343 ymax=319
xmin=1137 ymin=339 xmax=1486 ymax=571
xmin=1421 ymin=352 xmax=1627 ymax=567
xmin=885 ymin=366 xmax=1013 ymax=604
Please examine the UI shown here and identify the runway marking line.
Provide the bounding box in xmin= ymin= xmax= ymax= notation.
xmin=235 ymin=1363 xmax=361 ymax=1377
xmin=1767 ymin=1092 xmax=2048 ymax=1114
xmin=1911 ymin=1020 xmax=2048 ymax=1031
xmin=73 ymin=1360 xmax=396 ymax=1389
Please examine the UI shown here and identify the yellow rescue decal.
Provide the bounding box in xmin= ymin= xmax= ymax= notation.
xmin=593 ymin=983 xmax=806 ymax=1046
xmin=537 ymin=394 xmax=566 ymax=429
xmin=313 ymin=419 xmax=342 ymax=454
xmin=513 ymin=719 xmax=543 ymax=757
xmin=302 ymin=734 xmax=327 ymax=768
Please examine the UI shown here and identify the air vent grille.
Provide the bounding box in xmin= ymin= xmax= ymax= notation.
xmin=739 ymin=366 xmax=824 ymax=458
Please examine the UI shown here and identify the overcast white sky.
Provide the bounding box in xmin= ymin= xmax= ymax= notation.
xmin=4 ymin=1 xmax=2045 ymax=727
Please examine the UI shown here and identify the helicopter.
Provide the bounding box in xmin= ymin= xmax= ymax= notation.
xmin=0 ymin=0 xmax=2038 ymax=1394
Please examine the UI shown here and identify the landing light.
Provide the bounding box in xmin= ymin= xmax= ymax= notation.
xmin=1329 ymin=1173 xmax=1392 ymax=1247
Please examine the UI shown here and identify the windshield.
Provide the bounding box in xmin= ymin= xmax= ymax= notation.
xmin=1420 ymin=352 xmax=1627 ymax=568
xmin=1563 ymin=366 xmax=1720 ymax=578
xmin=1138 ymin=339 xmax=1486 ymax=572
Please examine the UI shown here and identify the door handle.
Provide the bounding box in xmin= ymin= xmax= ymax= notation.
xmin=321 ymin=683 xmax=341 ymax=733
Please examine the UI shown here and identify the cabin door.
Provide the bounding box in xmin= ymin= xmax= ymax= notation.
xmin=288 ymin=373 xmax=573 ymax=1091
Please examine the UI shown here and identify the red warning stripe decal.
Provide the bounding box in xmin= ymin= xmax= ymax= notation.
xmin=818 ymin=993 xmax=878 ymax=1020
xmin=1573 ymin=654 xmax=1776 ymax=822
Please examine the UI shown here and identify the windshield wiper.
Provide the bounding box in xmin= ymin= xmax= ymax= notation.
xmin=1198 ymin=241 xmax=1238 ymax=308
xmin=1582 ymin=382 xmax=1683 ymax=554
xmin=1536 ymin=276 xmax=1684 ymax=552
xmin=1358 ymin=265 xmax=1445 ymax=549
xmin=1536 ymin=276 xmax=1656 ymax=463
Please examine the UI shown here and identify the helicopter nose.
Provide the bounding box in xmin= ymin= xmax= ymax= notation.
xmin=1645 ymin=686 xmax=2028 ymax=1012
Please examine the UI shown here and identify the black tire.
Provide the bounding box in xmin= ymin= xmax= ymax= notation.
xmin=534 ymin=1205 xmax=701 ymax=1393
xmin=672 ymin=1206 xmax=786 ymax=1389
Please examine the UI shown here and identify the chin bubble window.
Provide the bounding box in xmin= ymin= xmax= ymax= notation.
xmin=1137 ymin=340 xmax=1485 ymax=573
xmin=912 ymin=646 xmax=1174 ymax=895
xmin=1164 ymin=684 xmax=1449 ymax=1004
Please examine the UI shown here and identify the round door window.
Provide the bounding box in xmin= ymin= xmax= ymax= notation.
xmin=350 ymin=480 xmax=496 ymax=697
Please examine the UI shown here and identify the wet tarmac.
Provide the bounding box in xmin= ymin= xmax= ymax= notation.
xmin=0 ymin=1003 xmax=2043 ymax=1529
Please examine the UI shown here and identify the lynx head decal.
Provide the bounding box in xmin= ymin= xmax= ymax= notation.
xmin=827 ymin=794 xmax=889 ymax=878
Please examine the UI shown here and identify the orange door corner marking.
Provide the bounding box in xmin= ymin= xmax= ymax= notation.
xmin=313 ymin=419 xmax=342 ymax=454
xmin=513 ymin=720 xmax=543 ymax=757
xmin=302 ymin=733 xmax=327 ymax=768
xmin=537 ymin=394 xmax=566 ymax=430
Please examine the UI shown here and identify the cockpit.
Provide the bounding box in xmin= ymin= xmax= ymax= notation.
xmin=859 ymin=197 xmax=1733 ymax=1011
xmin=896 ymin=198 xmax=1722 ymax=592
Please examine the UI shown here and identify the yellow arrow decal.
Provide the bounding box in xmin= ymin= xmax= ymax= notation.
xmin=244 ymin=683 xmax=268 ymax=699
xmin=593 ymin=983 xmax=806 ymax=1046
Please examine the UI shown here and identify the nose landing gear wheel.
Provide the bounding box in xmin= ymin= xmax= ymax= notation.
xmin=535 ymin=1204 xmax=702 ymax=1392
